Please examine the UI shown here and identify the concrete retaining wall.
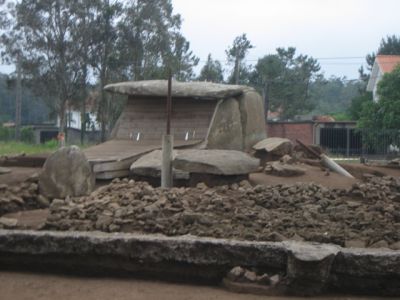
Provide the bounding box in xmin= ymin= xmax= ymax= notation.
xmin=0 ymin=230 xmax=399 ymax=296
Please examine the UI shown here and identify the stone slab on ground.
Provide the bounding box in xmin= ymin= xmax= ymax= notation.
xmin=130 ymin=150 xmax=189 ymax=179
xmin=264 ymin=161 xmax=306 ymax=177
xmin=0 ymin=167 xmax=11 ymax=174
xmin=0 ymin=217 xmax=17 ymax=228
xmin=253 ymin=138 xmax=293 ymax=156
xmin=173 ymin=149 xmax=260 ymax=175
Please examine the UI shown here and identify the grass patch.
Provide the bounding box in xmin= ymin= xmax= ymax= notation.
xmin=0 ymin=140 xmax=58 ymax=156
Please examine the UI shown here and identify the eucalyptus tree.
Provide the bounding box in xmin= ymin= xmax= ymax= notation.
xmin=2 ymin=0 xmax=85 ymax=137
xmin=88 ymin=0 xmax=123 ymax=141
xmin=118 ymin=0 xmax=198 ymax=81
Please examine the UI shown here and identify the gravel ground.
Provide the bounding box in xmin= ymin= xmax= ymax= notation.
xmin=44 ymin=175 xmax=400 ymax=249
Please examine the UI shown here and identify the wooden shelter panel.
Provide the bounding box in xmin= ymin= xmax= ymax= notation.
xmin=84 ymin=139 xmax=200 ymax=164
xmin=114 ymin=97 xmax=217 ymax=141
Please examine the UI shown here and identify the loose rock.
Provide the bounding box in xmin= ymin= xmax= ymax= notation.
xmin=43 ymin=175 xmax=400 ymax=249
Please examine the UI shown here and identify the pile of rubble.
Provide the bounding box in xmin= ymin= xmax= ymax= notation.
xmin=0 ymin=177 xmax=50 ymax=228
xmin=45 ymin=175 xmax=400 ymax=249
xmin=253 ymin=137 xmax=322 ymax=177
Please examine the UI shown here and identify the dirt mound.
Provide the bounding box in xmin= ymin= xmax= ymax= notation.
xmin=0 ymin=179 xmax=49 ymax=219
xmin=44 ymin=176 xmax=400 ymax=249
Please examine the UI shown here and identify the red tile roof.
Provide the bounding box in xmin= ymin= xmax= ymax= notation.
xmin=376 ymin=55 xmax=400 ymax=73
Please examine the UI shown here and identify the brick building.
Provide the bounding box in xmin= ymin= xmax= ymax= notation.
xmin=267 ymin=120 xmax=359 ymax=156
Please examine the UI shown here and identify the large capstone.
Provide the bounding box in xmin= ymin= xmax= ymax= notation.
xmin=39 ymin=146 xmax=95 ymax=198
xmin=173 ymin=149 xmax=260 ymax=175
xmin=104 ymin=80 xmax=246 ymax=100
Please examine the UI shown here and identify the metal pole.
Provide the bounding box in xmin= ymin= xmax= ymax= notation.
xmin=167 ymin=69 xmax=172 ymax=135
xmin=161 ymin=70 xmax=173 ymax=188
xmin=346 ymin=128 xmax=350 ymax=157
xmin=15 ymin=54 xmax=22 ymax=141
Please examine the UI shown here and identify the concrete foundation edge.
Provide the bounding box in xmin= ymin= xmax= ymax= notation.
xmin=0 ymin=229 xmax=399 ymax=296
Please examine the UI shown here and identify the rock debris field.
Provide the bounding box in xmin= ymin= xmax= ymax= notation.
xmin=44 ymin=175 xmax=400 ymax=250
xmin=0 ymin=180 xmax=48 ymax=216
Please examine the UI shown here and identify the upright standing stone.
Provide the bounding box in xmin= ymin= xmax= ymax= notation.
xmin=39 ymin=146 xmax=95 ymax=198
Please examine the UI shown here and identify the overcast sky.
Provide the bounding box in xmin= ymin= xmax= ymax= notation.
xmin=0 ymin=1 xmax=398 ymax=79
xmin=173 ymin=0 xmax=400 ymax=79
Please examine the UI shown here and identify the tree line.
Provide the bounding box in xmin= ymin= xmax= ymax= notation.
xmin=0 ymin=0 xmax=399 ymax=142
xmin=1 ymin=0 xmax=199 ymax=142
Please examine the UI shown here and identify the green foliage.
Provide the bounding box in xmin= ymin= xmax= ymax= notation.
xmin=0 ymin=125 xmax=13 ymax=141
xmin=1 ymin=0 xmax=199 ymax=140
xmin=250 ymin=47 xmax=320 ymax=119
xmin=226 ymin=33 xmax=254 ymax=61
xmin=349 ymin=92 xmax=373 ymax=120
xmin=0 ymin=141 xmax=58 ymax=155
xmin=364 ymin=35 xmax=400 ymax=74
xmin=225 ymin=34 xmax=254 ymax=84
xmin=377 ymin=35 xmax=400 ymax=55
xmin=43 ymin=139 xmax=58 ymax=148
xmin=309 ymin=77 xmax=365 ymax=118
xmin=198 ymin=54 xmax=224 ymax=83
xmin=117 ymin=0 xmax=198 ymax=81
xmin=358 ymin=66 xmax=400 ymax=129
xmin=20 ymin=126 xmax=34 ymax=143
xmin=0 ymin=125 xmax=34 ymax=143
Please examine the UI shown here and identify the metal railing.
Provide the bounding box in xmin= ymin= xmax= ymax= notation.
xmin=319 ymin=128 xmax=400 ymax=160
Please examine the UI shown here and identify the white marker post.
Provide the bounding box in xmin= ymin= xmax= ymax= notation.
xmin=161 ymin=71 xmax=173 ymax=188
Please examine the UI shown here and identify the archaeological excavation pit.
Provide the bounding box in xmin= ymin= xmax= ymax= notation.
xmin=1 ymin=172 xmax=400 ymax=296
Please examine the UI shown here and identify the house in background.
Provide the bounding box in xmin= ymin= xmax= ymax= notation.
xmin=367 ymin=55 xmax=400 ymax=102
xmin=52 ymin=93 xmax=101 ymax=144
xmin=56 ymin=93 xmax=100 ymax=131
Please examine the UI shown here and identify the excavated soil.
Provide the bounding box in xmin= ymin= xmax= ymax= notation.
xmin=45 ymin=175 xmax=400 ymax=249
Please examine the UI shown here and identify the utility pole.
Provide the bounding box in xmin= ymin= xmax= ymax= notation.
xmin=15 ymin=54 xmax=22 ymax=141
xmin=161 ymin=70 xmax=173 ymax=188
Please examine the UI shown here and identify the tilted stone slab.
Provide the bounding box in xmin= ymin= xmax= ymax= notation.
xmin=173 ymin=149 xmax=260 ymax=175
xmin=206 ymin=98 xmax=244 ymax=150
xmin=130 ymin=150 xmax=189 ymax=179
xmin=237 ymin=91 xmax=267 ymax=150
xmin=104 ymin=80 xmax=248 ymax=100
xmin=253 ymin=137 xmax=293 ymax=156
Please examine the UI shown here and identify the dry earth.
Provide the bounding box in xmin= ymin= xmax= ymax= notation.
xmin=0 ymin=271 xmax=396 ymax=300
